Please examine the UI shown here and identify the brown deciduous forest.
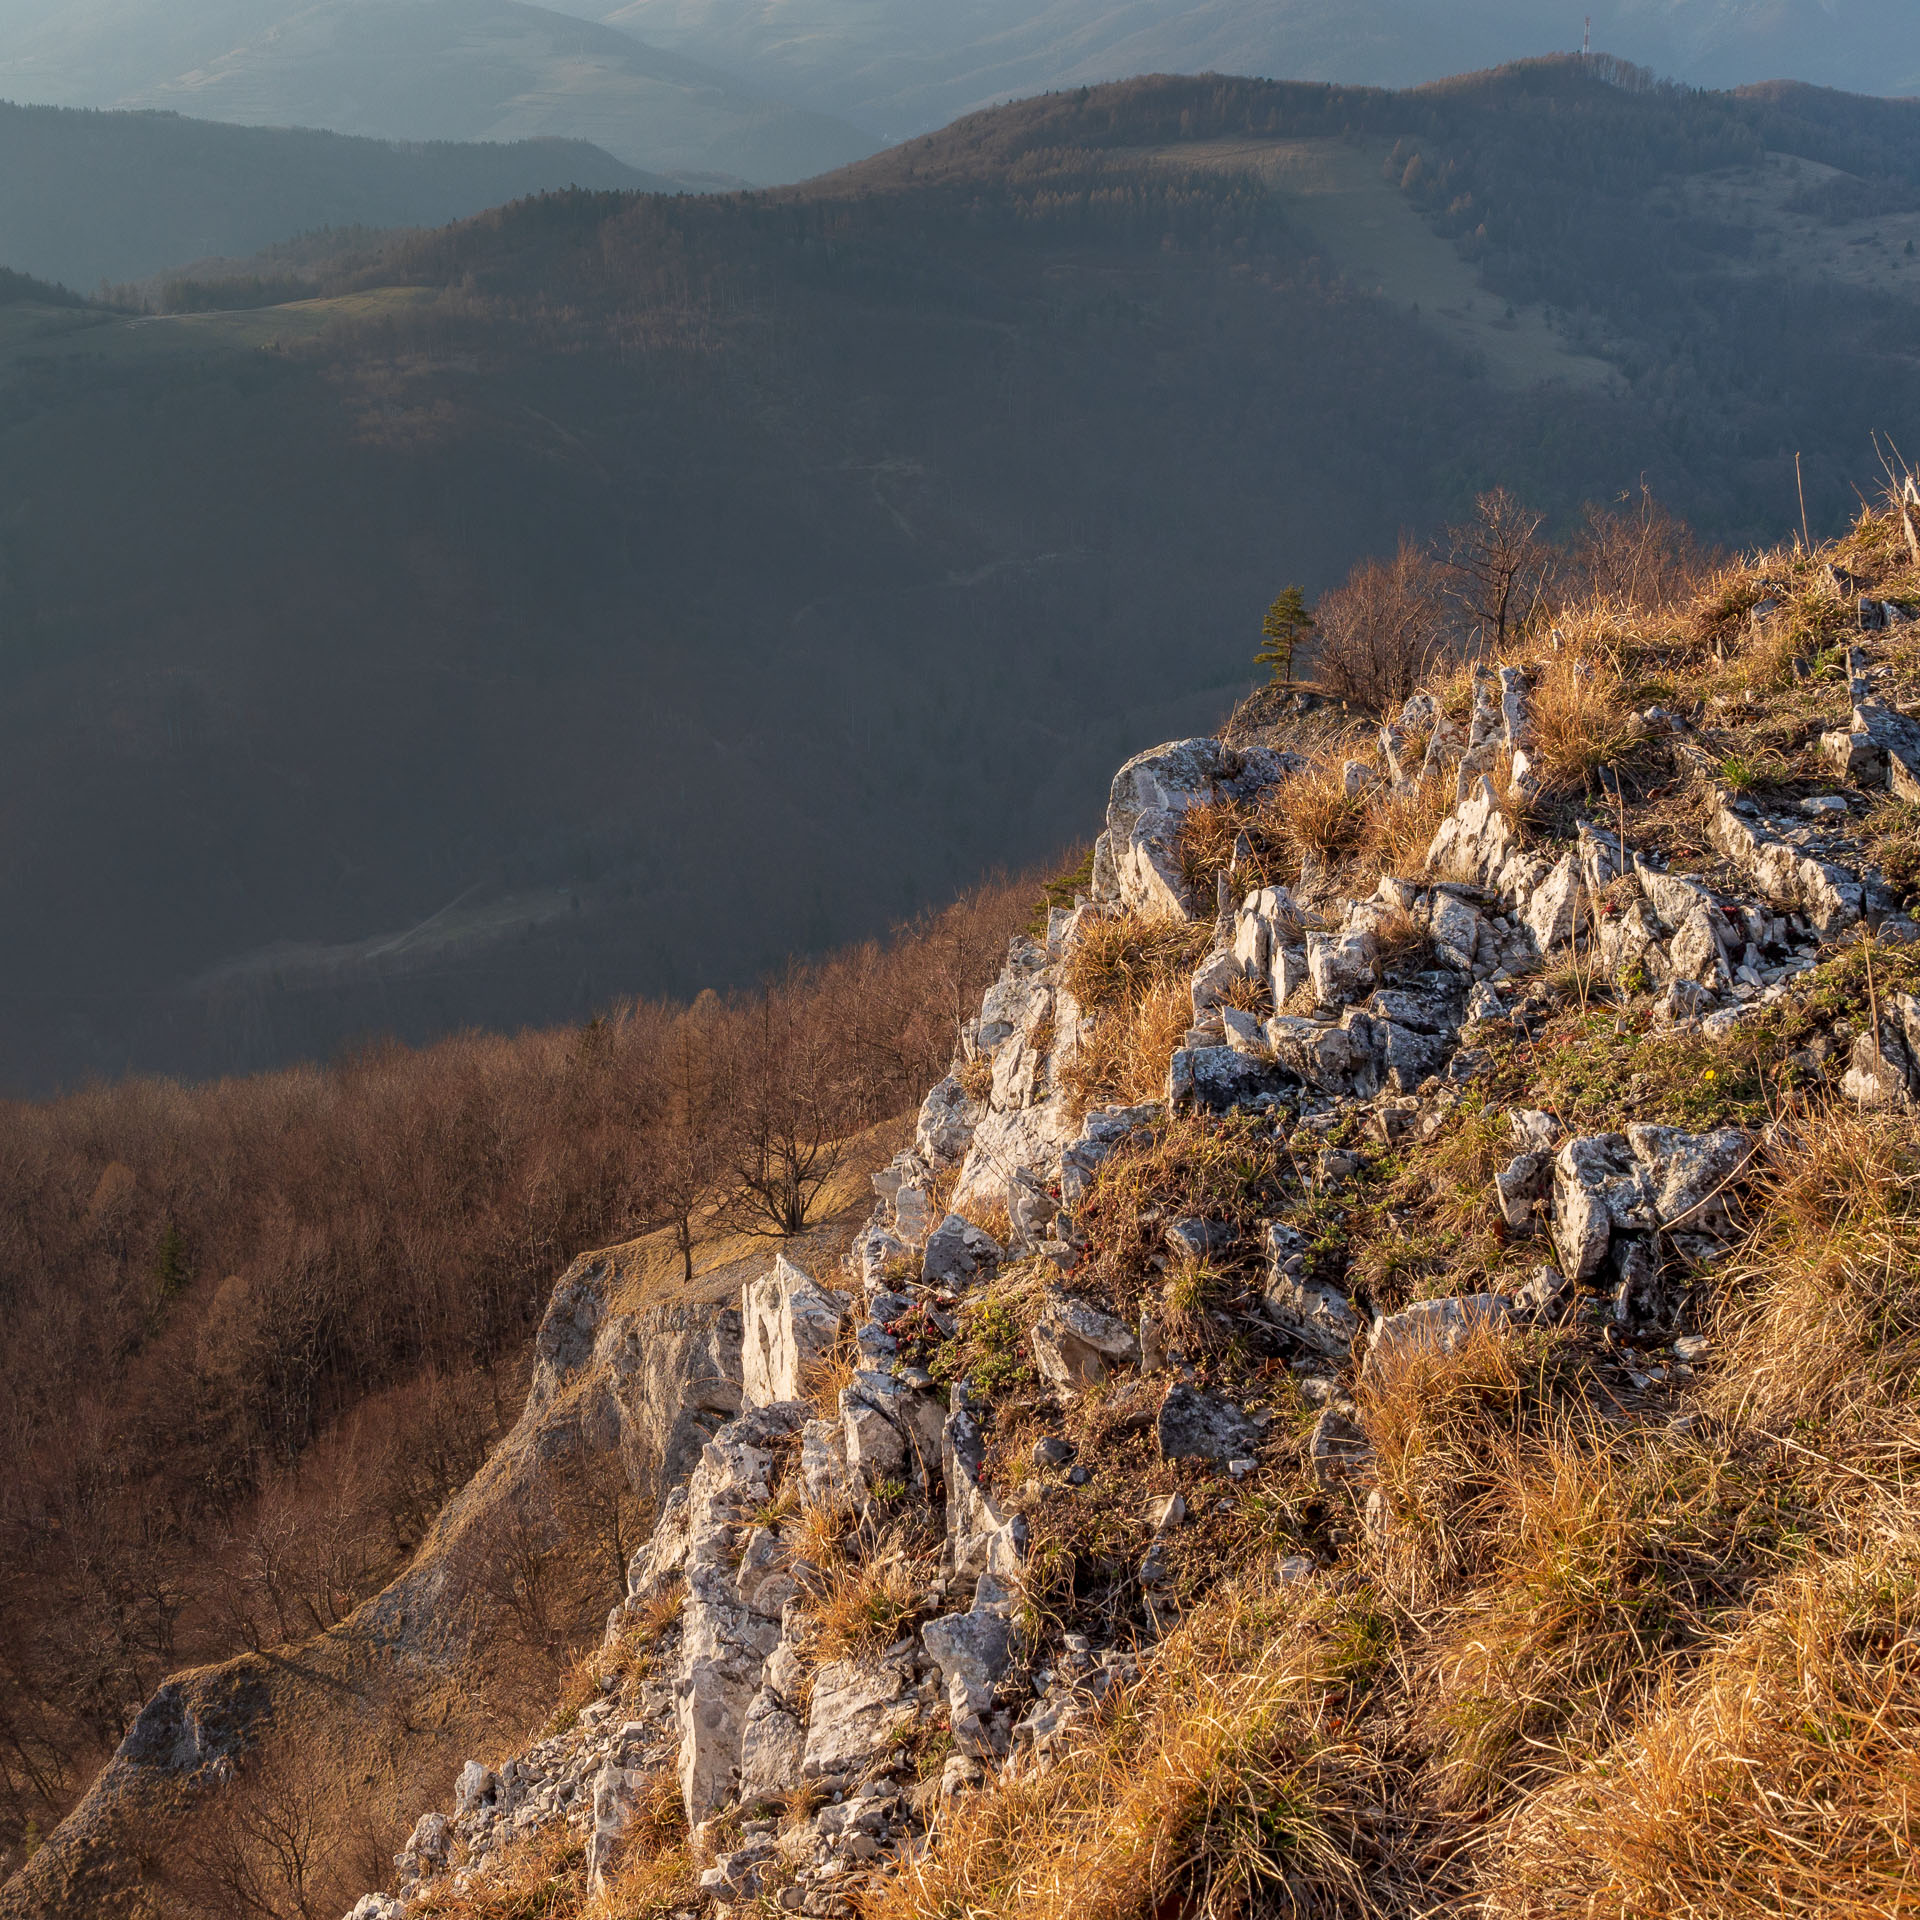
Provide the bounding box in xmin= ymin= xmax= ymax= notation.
xmin=0 ymin=877 xmax=1030 ymax=1864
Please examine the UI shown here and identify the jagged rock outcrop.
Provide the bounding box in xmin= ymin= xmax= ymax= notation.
xmin=318 ymin=673 xmax=1920 ymax=1918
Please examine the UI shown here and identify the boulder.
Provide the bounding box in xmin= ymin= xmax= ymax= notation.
xmin=802 ymin=1658 xmax=917 ymax=1781
xmin=922 ymin=1212 xmax=1004 ymax=1289
xmin=1426 ymin=778 xmax=1520 ymax=892
xmin=454 ymin=1759 xmax=499 ymax=1817
xmin=1524 ymin=854 xmax=1584 ymax=952
xmin=1233 ymin=886 xmax=1303 ymax=978
xmin=734 ymin=1526 xmax=797 ymax=1620
xmin=1271 ymin=941 xmax=1313 ymax=1009
xmin=1368 ymin=982 xmax=1463 ymax=1034
xmin=1307 ymin=927 xmax=1378 ymax=1006
xmin=945 ymin=1400 xmax=1028 ymax=1583
xmin=915 ymin=1074 xmax=984 ymax=1167
xmin=395 ymin=1811 xmax=450 ymax=1888
xmin=975 ymin=937 xmax=1053 ymax=1055
xmin=952 ymin=1099 xmax=1080 ymax=1219
xmin=699 ymin=1841 xmax=779 ymax=1902
xmin=1190 ymin=940 xmax=1244 ymax=1014
xmin=1030 ymin=1292 xmax=1141 ymax=1397
xmin=741 ymin=1255 xmax=847 ymax=1410
xmin=1499 ymin=665 xmax=1531 ymax=747
xmin=1364 ymin=1294 xmax=1517 ymax=1376
xmin=1627 ymin=1124 xmax=1751 ymax=1235
xmin=1707 ymin=793 xmax=1862 ymax=933
xmin=1552 ymin=1134 xmax=1647 ymax=1283
xmin=1844 ymin=1020 xmax=1919 ymax=1107
xmin=800 ymin=1417 xmax=854 ymax=1508
xmin=1495 ymin=1150 xmax=1553 ymax=1228
xmin=1168 ymin=1045 xmax=1295 ymax=1114
xmin=674 ymin=1403 xmax=809 ymax=1822
xmin=586 ymin=1764 xmax=651 ymax=1891
xmin=1262 ymin=1221 xmax=1362 ymax=1357
xmin=923 ymin=1572 xmax=1015 ymax=1731
xmin=1157 ymin=1384 xmax=1262 ymax=1463
xmin=1429 ymin=891 xmax=1484 ymax=972
xmin=1264 ymin=1014 xmax=1381 ymax=1100
xmin=1092 ymin=738 xmax=1294 ymax=921
xmin=841 ymin=1371 xmax=918 ymax=1490
xmin=736 ymin=1688 xmax=808 ymax=1807
xmin=1551 ymin=1126 xmax=1752 ymax=1289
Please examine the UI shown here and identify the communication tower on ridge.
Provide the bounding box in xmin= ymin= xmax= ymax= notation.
xmin=1584 ymin=15 xmax=1592 ymax=59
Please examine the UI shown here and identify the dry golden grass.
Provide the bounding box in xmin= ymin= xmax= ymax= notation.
xmin=797 ymin=1518 xmax=928 ymax=1662
xmin=1411 ymin=1431 xmax=1765 ymax=1813
xmin=1176 ymin=795 xmax=1292 ymax=897
xmin=1706 ymin=1105 xmax=1920 ymax=1440
xmin=1519 ymin=627 xmax=1642 ymax=797
xmin=956 ymin=1052 xmax=995 ymax=1103
xmin=1356 ymin=1319 xmax=1541 ymax=1613
xmin=1062 ymin=912 xmax=1213 ymax=1113
xmin=862 ymin=1571 xmax=1394 ymax=1920
xmin=411 ymin=1824 xmax=591 ymax=1918
xmin=588 ymin=1772 xmax=700 ymax=1916
xmin=1275 ymin=760 xmax=1371 ymax=871
xmin=1488 ymin=1536 xmax=1920 ymax=1920
xmin=800 ymin=1330 xmax=862 ymax=1423
xmin=1358 ymin=775 xmax=1457 ymax=878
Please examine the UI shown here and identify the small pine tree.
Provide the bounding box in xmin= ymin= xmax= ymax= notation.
xmin=154 ymin=1222 xmax=191 ymax=1300
xmin=1255 ymin=586 xmax=1316 ymax=684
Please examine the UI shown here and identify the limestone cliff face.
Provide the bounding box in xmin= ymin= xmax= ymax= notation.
xmin=0 ymin=1166 xmax=888 ymax=1920
xmin=331 ymin=680 xmax=1920 ymax=1918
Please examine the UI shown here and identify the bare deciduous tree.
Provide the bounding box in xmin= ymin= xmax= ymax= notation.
xmin=1311 ymin=536 xmax=1458 ymax=713
xmin=722 ymin=987 xmax=844 ymax=1238
xmin=652 ymin=993 xmax=726 ymax=1284
xmin=1446 ymin=486 xmax=1555 ymax=646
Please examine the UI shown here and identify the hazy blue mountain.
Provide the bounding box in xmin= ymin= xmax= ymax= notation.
xmin=0 ymin=0 xmax=879 ymax=184
xmin=602 ymin=0 xmax=1920 ymax=136
xmin=0 ymin=100 xmax=677 ymax=288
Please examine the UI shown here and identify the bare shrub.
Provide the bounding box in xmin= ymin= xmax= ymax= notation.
xmin=1566 ymin=480 xmax=1716 ymax=611
xmin=1311 ymin=536 xmax=1459 ymax=713
xmin=171 ymin=1741 xmax=392 ymax=1920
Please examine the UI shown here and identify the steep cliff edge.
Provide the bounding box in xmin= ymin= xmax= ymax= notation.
xmin=24 ymin=499 xmax=1920 ymax=1920
xmin=329 ymin=499 xmax=1920 ymax=1919
xmin=0 ymin=1141 xmax=901 ymax=1920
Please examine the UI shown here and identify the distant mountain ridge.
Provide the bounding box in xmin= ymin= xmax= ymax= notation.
xmin=601 ymin=0 xmax=1920 ymax=135
xmin=0 ymin=101 xmax=669 ymax=288
xmin=0 ymin=0 xmax=879 ymax=184
xmin=3 ymin=0 xmax=1916 ymax=190
xmin=132 ymin=0 xmax=879 ymax=181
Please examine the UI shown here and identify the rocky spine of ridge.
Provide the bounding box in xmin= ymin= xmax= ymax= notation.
xmin=333 ymin=567 xmax=1920 ymax=1918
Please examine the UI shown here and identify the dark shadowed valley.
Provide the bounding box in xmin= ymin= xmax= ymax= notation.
xmin=6 ymin=64 xmax=1920 ymax=1091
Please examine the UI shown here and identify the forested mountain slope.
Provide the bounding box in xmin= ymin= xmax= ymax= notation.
xmin=6 ymin=62 xmax=1920 ymax=1092
xmin=0 ymin=101 xmax=665 ymax=290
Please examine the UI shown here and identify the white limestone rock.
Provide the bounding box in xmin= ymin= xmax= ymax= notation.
xmin=741 ymin=1255 xmax=848 ymax=1410
xmin=801 ymin=1658 xmax=917 ymax=1781
xmin=915 ymin=1073 xmax=984 ymax=1167
xmin=1261 ymin=1221 xmax=1361 ymax=1357
xmin=1364 ymin=1294 xmax=1517 ymax=1377
xmin=1029 ymin=1292 xmax=1141 ymax=1397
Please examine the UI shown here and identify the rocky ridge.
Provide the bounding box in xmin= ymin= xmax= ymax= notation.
xmin=339 ymin=560 xmax=1920 ymax=1917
